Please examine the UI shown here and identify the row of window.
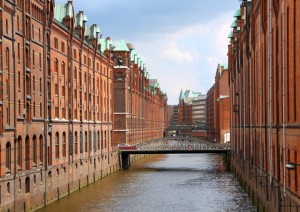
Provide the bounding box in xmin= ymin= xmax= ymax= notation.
xmin=3 ymin=130 xmax=112 ymax=174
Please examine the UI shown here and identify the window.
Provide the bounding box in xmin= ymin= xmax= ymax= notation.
xmin=25 ymin=177 xmax=30 ymax=193
xmin=85 ymin=131 xmax=87 ymax=152
xmin=33 ymin=135 xmax=37 ymax=165
xmin=40 ymin=78 xmax=42 ymax=93
xmin=33 ymin=102 xmax=36 ymax=117
xmin=25 ymin=136 xmax=30 ymax=170
xmin=62 ymin=132 xmax=66 ymax=157
xmin=61 ymin=62 xmax=65 ymax=76
xmin=18 ymin=71 xmax=21 ymax=90
xmin=32 ymin=50 xmax=35 ymax=67
xmin=18 ymin=43 xmax=20 ymax=61
xmin=55 ymin=83 xmax=58 ymax=96
xmin=17 ymin=15 xmax=20 ymax=31
xmin=54 ymin=58 xmax=58 ymax=74
xmin=54 ymin=37 xmax=58 ymax=49
xmin=33 ymin=76 xmax=35 ymax=92
xmin=32 ymin=25 xmax=34 ymax=40
xmin=61 ymin=42 xmax=65 ymax=53
xmin=97 ymin=131 xmax=100 ymax=150
xmin=73 ymin=49 xmax=77 ymax=59
xmin=55 ymin=133 xmax=59 ymax=159
xmin=84 ymin=55 xmax=87 ymax=65
xmin=40 ymin=103 xmax=42 ymax=118
xmin=6 ymin=142 xmax=11 ymax=171
xmin=74 ymin=132 xmax=78 ymax=155
xmin=39 ymin=53 xmax=42 ymax=70
xmin=39 ymin=135 xmax=43 ymax=164
xmin=5 ymin=19 xmax=8 ymax=35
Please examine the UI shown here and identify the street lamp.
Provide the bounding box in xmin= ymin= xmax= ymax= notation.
xmin=285 ymin=162 xmax=300 ymax=170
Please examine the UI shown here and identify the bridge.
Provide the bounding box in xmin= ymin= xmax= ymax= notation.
xmin=118 ymin=137 xmax=230 ymax=169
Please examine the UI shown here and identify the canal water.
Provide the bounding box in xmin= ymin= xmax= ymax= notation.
xmin=38 ymin=154 xmax=257 ymax=212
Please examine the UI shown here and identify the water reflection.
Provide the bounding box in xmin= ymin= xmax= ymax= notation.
xmin=39 ymin=154 xmax=256 ymax=212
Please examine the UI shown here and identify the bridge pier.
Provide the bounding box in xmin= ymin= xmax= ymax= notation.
xmin=121 ymin=153 xmax=131 ymax=169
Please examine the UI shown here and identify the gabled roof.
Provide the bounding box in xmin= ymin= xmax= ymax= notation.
xmin=113 ymin=40 xmax=130 ymax=52
xmin=54 ymin=2 xmax=73 ymax=24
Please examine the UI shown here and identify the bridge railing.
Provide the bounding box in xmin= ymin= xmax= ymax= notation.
xmin=132 ymin=137 xmax=230 ymax=151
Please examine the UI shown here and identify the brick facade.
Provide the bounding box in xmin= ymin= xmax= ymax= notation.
xmin=0 ymin=1 xmax=167 ymax=211
xmin=229 ymin=0 xmax=300 ymax=210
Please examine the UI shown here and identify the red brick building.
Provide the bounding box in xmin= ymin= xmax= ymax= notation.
xmin=112 ymin=41 xmax=167 ymax=146
xmin=229 ymin=0 xmax=300 ymax=210
xmin=214 ymin=64 xmax=230 ymax=143
xmin=0 ymin=1 xmax=167 ymax=211
xmin=206 ymin=85 xmax=215 ymax=141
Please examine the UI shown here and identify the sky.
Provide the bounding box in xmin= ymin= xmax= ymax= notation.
xmin=56 ymin=0 xmax=241 ymax=105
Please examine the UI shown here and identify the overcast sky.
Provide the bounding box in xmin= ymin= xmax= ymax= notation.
xmin=56 ymin=0 xmax=240 ymax=105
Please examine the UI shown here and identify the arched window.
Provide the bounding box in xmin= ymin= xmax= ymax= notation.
xmin=17 ymin=136 xmax=22 ymax=168
xmin=39 ymin=135 xmax=43 ymax=164
xmin=6 ymin=142 xmax=11 ymax=171
xmin=62 ymin=132 xmax=66 ymax=157
xmin=55 ymin=132 xmax=59 ymax=159
xmin=7 ymin=182 xmax=10 ymax=194
xmin=48 ymin=133 xmax=52 ymax=166
xmin=25 ymin=177 xmax=30 ymax=193
xmin=33 ymin=135 xmax=37 ymax=165
xmin=25 ymin=136 xmax=30 ymax=170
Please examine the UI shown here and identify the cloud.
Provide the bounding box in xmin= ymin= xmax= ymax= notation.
xmin=160 ymin=45 xmax=194 ymax=63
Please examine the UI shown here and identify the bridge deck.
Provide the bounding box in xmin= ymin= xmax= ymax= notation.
xmin=118 ymin=137 xmax=230 ymax=155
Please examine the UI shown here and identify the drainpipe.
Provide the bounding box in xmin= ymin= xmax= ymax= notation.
xmin=243 ymin=43 xmax=246 ymax=161
xmin=259 ymin=13 xmax=263 ymax=175
xmin=268 ymin=0 xmax=273 ymax=184
xmin=249 ymin=26 xmax=253 ymax=163
xmin=275 ymin=9 xmax=281 ymax=211
xmin=281 ymin=0 xmax=286 ymax=197
xmin=12 ymin=3 xmax=16 ymax=211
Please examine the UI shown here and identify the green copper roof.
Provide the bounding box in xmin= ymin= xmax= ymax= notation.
xmin=98 ymin=38 xmax=113 ymax=53
xmin=234 ymin=9 xmax=241 ymax=17
xmin=130 ymin=50 xmax=138 ymax=62
xmin=85 ymin=25 xmax=100 ymax=39
xmin=74 ymin=12 xmax=88 ymax=28
xmin=231 ymin=21 xmax=237 ymax=28
xmin=113 ymin=40 xmax=130 ymax=52
xmin=227 ymin=31 xmax=233 ymax=38
xmin=54 ymin=3 xmax=73 ymax=23
xmin=179 ymin=89 xmax=184 ymax=100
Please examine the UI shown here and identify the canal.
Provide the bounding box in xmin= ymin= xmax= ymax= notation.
xmin=38 ymin=154 xmax=257 ymax=212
